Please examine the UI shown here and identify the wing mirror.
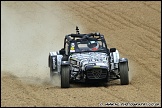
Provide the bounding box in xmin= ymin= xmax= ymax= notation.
xmin=110 ymin=48 xmax=116 ymax=52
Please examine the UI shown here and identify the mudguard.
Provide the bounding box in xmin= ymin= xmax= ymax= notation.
xmin=119 ymin=58 xmax=128 ymax=63
xmin=110 ymin=50 xmax=119 ymax=70
xmin=49 ymin=52 xmax=63 ymax=72
xmin=119 ymin=58 xmax=129 ymax=71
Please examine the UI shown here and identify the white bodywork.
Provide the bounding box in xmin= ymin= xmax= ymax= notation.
xmin=49 ymin=52 xmax=63 ymax=72
xmin=69 ymin=52 xmax=109 ymax=71
xmin=110 ymin=50 xmax=120 ymax=70
xmin=49 ymin=50 xmax=120 ymax=73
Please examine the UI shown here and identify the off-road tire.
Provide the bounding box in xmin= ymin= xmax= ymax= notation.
xmin=61 ymin=66 xmax=70 ymax=88
xmin=62 ymin=55 xmax=68 ymax=61
xmin=119 ymin=62 xmax=129 ymax=85
xmin=49 ymin=56 xmax=54 ymax=80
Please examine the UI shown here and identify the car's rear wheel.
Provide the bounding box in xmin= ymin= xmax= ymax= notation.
xmin=50 ymin=66 xmax=54 ymax=80
xmin=61 ymin=66 xmax=70 ymax=88
xmin=119 ymin=62 xmax=129 ymax=85
xmin=49 ymin=56 xmax=54 ymax=80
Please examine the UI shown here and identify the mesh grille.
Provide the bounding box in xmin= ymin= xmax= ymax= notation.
xmin=86 ymin=68 xmax=107 ymax=79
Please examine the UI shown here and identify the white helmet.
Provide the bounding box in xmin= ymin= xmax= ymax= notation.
xmin=87 ymin=41 xmax=99 ymax=51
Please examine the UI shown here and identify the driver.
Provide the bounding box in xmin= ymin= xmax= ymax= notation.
xmin=87 ymin=41 xmax=99 ymax=51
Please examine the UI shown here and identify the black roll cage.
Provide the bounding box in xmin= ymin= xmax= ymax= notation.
xmin=63 ymin=32 xmax=109 ymax=56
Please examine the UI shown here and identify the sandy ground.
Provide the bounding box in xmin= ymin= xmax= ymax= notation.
xmin=1 ymin=1 xmax=161 ymax=107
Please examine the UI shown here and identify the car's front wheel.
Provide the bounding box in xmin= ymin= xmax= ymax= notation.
xmin=119 ymin=62 xmax=129 ymax=85
xmin=61 ymin=66 xmax=70 ymax=88
xmin=49 ymin=56 xmax=54 ymax=80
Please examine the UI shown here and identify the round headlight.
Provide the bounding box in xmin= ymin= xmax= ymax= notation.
xmin=70 ymin=59 xmax=77 ymax=65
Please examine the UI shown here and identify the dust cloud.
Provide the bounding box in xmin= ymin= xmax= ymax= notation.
xmin=127 ymin=60 xmax=136 ymax=83
xmin=1 ymin=1 xmax=82 ymax=86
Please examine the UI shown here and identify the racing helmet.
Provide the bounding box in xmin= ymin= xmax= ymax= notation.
xmin=87 ymin=41 xmax=99 ymax=51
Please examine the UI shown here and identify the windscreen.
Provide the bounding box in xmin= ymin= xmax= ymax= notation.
xmin=77 ymin=40 xmax=106 ymax=52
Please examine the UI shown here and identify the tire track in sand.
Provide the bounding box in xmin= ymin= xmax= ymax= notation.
xmin=142 ymin=2 xmax=161 ymax=13
xmin=96 ymin=2 xmax=160 ymax=38
xmin=62 ymin=2 xmax=115 ymax=31
xmin=1 ymin=73 xmax=46 ymax=106
xmin=113 ymin=12 xmax=160 ymax=37
xmin=85 ymin=2 xmax=135 ymax=30
xmin=77 ymin=2 xmax=129 ymax=30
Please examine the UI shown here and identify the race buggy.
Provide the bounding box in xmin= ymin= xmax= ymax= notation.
xmin=48 ymin=27 xmax=129 ymax=88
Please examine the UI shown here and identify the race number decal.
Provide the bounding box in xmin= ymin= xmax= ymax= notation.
xmin=70 ymin=43 xmax=75 ymax=52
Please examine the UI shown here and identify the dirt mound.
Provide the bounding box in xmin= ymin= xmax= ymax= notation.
xmin=1 ymin=1 xmax=161 ymax=107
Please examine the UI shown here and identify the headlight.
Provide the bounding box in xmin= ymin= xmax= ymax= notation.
xmin=70 ymin=59 xmax=77 ymax=65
